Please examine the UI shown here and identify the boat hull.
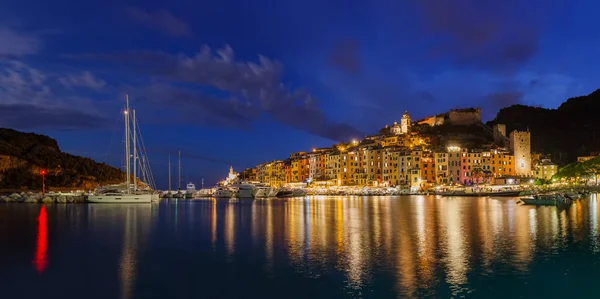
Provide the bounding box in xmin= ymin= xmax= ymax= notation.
xmin=267 ymin=189 xmax=279 ymax=197
xmin=255 ymin=188 xmax=269 ymax=198
xmin=237 ymin=189 xmax=255 ymax=198
xmin=215 ymin=190 xmax=234 ymax=198
xmin=88 ymin=194 xmax=152 ymax=203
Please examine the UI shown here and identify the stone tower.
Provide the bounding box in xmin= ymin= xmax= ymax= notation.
xmin=509 ymin=130 xmax=531 ymax=176
xmin=493 ymin=124 xmax=507 ymax=146
xmin=401 ymin=111 xmax=411 ymax=134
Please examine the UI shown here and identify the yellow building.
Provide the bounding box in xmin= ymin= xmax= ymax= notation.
xmin=421 ymin=152 xmax=436 ymax=184
xmin=363 ymin=146 xmax=384 ymax=186
xmin=340 ymin=148 xmax=360 ymax=185
xmin=257 ymin=160 xmax=286 ymax=187
xmin=434 ymin=152 xmax=449 ymax=185
xmin=382 ymin=147 xmax=401 ymax=186
xmin=326 ymin=151 xmax=342 ymax=185
xmin=490 ymin=149 xmax=515 ymax=177
xmin=534 ymin=159 xmax=558 ymax=180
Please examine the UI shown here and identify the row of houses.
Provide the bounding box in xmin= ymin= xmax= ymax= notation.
xmin=248 ymin=144 xmax=557 ymax=189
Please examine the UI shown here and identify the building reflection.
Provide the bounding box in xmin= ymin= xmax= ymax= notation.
xmin=590 ymin=194 xmax=599 ymax=252
xmin=33 ymin=205 xmax=48 ymax=274
xmin=224 ymin=202 xmax=236 ymax=256
xmin=256 ymin=194 xmax=600 ymax=297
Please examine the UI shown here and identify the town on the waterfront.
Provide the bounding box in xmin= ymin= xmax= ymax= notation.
xmin=226 ymin=107 xmax=597 ymax=195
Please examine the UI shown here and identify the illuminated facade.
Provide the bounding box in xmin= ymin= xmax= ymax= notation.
xmin=383 ymin=147 xmax=401 ymax=186
xmin=434 ymin=152 xmax=449 ymax=185
xmin=250 ymin=109 xmax=535 ymax=188
xmin=534 ymin=159 xmax=558 ymax=180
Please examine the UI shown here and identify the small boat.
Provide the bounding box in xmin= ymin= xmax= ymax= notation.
xmin=564 ymin=192 xmax=582 ymax=200
xmin=519 ymin=194 xmax=572 ymax=206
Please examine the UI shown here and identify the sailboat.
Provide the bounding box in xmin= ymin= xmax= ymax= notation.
xmin=88 ymin=95 xmax=155 ymax=203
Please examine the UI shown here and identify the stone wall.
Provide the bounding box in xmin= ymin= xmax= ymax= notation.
xmin=447 ymin=108 xmax=481 ymax=125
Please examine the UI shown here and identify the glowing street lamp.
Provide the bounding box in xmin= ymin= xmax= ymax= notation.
xmin=40 ymin=169 xmax=47 ymax=194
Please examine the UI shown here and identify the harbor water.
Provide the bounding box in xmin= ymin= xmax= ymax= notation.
xmin=1 ymin=195 xmax=600 ymax=298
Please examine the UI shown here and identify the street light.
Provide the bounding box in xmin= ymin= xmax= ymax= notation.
xmin=40 ymin=169 xmax=47 ymax=194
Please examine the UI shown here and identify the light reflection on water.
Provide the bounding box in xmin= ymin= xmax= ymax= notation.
xmin=2 ymin=195 xmax=600 ymax=298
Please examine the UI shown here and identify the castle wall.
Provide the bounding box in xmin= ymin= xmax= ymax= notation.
xmin=447 ymin=108 xmax=481 ymax=125
xmin=493 ymin=124 xmax=507 ymax=146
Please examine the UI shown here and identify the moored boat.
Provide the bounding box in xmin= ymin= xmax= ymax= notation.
xmin=230 ymin=183 xmax=257 ymax=198
xmin=185 ymin=182 xmax=196 ymax=198
xmin=214 ymin=187 xmax=234 ymax=198
xmin=276 ymin=189 xmax=294 ymax=198
xmin=88 ymin=192 xmax=152 ymax=203
xmin=519 ymin=194 xmax=572 ymax=206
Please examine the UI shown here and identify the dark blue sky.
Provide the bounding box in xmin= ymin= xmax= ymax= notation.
xmin=0 ymin=0 xmax=598 ymax=187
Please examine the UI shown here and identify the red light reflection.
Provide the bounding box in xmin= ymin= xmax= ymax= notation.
xmin=33 ymin=206 xmax=48 ymax=273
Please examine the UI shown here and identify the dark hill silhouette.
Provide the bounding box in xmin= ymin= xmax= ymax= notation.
xmin=0 ymin=128 xmax=123 ymax=190
xmin=488 ymin=88 xmax=600 ymax=165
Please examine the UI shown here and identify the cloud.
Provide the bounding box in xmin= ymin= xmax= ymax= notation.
xmin=58 ymin=71 xmax=107 ymax=90
xmin=126 ymin=6 xmax=191 ymax=38
xmin=0 ymin=60 xmax=108 ymax=130
xmin=0 ymin=26 xmax=42 ymax=56
xmin=0 ymin=103 xmax=108 ymax=130
xmin=415 ymin=0 xmax=549 ymax=73
xmin=330 ymin=39 xmax=362 ymax=74
xmin=70 ymin=45 xmax=364 ymax=141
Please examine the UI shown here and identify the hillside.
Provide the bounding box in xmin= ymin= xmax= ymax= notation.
xmin=0 ymin=128 xmax=123 ymax=190
xmin=488 ymin=88 xmax=600 ymax=165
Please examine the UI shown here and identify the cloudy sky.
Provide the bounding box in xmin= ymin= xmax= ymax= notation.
xmin=0 ymin=0 xmax=598 ymax=186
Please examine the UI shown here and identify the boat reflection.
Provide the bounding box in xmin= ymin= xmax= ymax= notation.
xmin=87 ymin=204 xmax=151 ymax=299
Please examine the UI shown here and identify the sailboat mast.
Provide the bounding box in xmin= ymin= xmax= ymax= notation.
xmin=133 ymin=109 xmax=137 ymax=192
xmin=125 ymin=94 xmax=131 ymax=194
xmin=178 ymin=151 xmax=181 ymax=190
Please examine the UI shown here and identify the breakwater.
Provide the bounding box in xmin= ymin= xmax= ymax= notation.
xmin=0 ymin=192 xmax=86 ymax=203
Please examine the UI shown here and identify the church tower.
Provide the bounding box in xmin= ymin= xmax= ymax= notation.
xmin=401 ymin=111 xmax=411 ymax=134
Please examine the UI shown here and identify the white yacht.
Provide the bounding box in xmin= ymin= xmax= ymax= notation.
xmin=253 ymin=183 xmax=274 ymax=198
xmin=230 ymin=183 xmax=257 ymax=198
xmin=185 ymin=182 xmax=196 ymax=198
xmin=88 ymin=95 xmax=154 ymax=203
xmin=214 ymin=187 xmax=235 ymax=198
xmin=88 ymin=192 xmax=153 ymax=203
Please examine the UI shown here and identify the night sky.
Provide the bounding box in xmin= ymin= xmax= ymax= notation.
xmin=0 ymin=0 xmax=598 ymax=187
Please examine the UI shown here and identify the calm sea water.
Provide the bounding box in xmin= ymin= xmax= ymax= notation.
xmin=1 ymin=195 xmax=600 ymax=298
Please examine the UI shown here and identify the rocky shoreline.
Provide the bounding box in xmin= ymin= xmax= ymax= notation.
xmin=0 ymin=192 xmax=86 ymax=203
